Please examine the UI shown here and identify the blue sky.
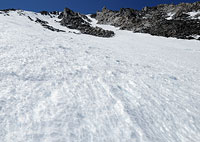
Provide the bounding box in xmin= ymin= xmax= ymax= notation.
xmin=0 ymin=0 xmax=198 ymax=13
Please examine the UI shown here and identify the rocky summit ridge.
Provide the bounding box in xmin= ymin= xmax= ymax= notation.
xmin=92 ymin=1 xmax=200 ymax=40
xmin=0 ymin=1 xmax=200 ymax=40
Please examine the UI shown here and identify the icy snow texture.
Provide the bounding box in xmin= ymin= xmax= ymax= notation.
xmin=187 ymin=11 xmax=200 ymax=19
xmin=0 ymin=10 xmax=200 ymax=142
xmin=166 ymin=12 xmax=175 ymax=20
xmin=166 ymin=11 xmax=200 ymax=20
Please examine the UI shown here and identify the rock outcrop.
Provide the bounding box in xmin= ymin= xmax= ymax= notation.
xmin=0 ymin=8 xmax=17 ymax=13
xmin=40 ymin=11 xmax=61 ymax=18
xmin=60 ymin=8 xmax=115 ymax=37
xmin=93 ymin=2 xmax=200 ymax=40
xmin=35 ymin=18 xmax=65 ymax=32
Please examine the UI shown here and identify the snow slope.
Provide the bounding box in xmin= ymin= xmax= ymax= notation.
xmin=187 ymin=11 xmax=200 ymax=19
xmin=0 ymin=10 xmax=200 ymax=142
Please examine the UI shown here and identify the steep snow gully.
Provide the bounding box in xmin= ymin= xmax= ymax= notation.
xmin=0 ymin=10 xmax=200 ymax=142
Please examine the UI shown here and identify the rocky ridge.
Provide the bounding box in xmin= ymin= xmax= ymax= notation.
xmin=59 ymin=8 xmax=115 ymax=37
xmin=0 ymin=2 xmax=199 ymax=39
xmin=92 ymin=2 xmax=200 ymax=40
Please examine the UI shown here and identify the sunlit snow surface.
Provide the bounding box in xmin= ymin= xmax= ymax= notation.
xmin=187 ymin=11 xmax=200 ymax=19
xmin=0 ymin=10 xmax=200 ymax=142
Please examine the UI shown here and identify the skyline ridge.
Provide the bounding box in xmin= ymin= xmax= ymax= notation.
xmin=0 ymin=0 xmax=199 ymax=14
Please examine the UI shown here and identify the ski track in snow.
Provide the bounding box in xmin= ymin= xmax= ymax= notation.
xmin=0 ymin=11 xmax=200 ymax=142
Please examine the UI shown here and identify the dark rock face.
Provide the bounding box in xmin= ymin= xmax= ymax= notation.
xmin=40 ymin=11 xmax=61 ymax=18
xmin=35 ymin=18 xmax=65 ymax=32
xmin=146 ymin=19 xmax=200 ymax=39
xmin=60 ymin=8 xmax=114 ymax=37
xmin=0 ymin=8 xmax=17 ymax=16
xmin=35 ymin=18 xmax=48 ymax=25
xmin=0 ymin=8 xmax=17 ymax=13
xmin=40 ymin=11 xmax=49 ymax=16
xmin=27 ymin=16 xmax=34 ymax=21
xmin=40 ymin=11 xmax=60 ymax=15
xmin=60 ymin=8 xmax=90 ymax=29
xmin=50 ymin=11 xmax=60 ymax=15
xmin=93 ymin=2 xmax=200 ymax=40
xmin=58 ymin=12 xmax=64 ymax=19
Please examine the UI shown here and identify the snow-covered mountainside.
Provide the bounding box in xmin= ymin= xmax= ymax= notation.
xmin=0 ymin=10 xmax=200 ymax=142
